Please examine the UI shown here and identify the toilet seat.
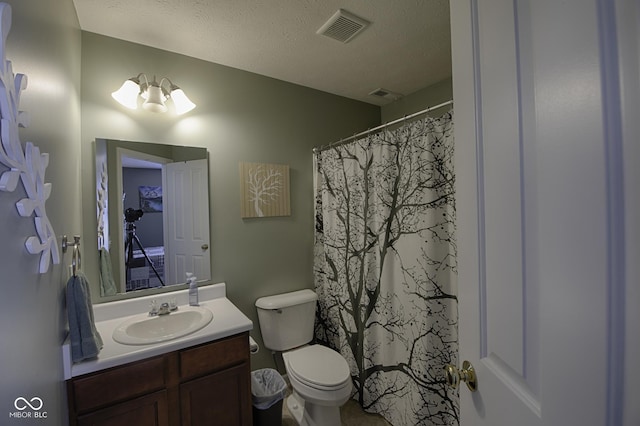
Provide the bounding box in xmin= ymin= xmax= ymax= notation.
xmin=286 ymin=345 xmax=351 ymax=390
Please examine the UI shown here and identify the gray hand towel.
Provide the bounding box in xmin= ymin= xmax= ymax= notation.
xmin=66 ymin=271 xmax=103 ymax=363
xmin=99 ymin=247 xmax=117 ymax=296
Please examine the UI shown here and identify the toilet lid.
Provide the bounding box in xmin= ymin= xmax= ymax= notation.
xmin=287 ymin=345 xmax=350 ymax=388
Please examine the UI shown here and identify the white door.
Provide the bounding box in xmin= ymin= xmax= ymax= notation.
xmin=163 ymin=159 xmax=211 ymax=284
xmin=451 ymin=1 xmax=638 ymax=425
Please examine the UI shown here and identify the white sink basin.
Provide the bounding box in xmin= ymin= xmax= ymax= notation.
xmin=112 ymin=305 xmax=213 ymax=345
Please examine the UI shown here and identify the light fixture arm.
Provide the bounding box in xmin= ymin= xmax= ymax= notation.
xmin=156 ymin=77 xmax=172 ymax=98
xmin=136 ymin=73 xmax=149 ymax=93
xmin=162 ymin=77 xmax=178 ymax=91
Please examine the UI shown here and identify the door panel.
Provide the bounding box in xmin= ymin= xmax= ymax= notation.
xmin=476 ymin=0 xmax=526 ymax=379
xmin=163 ymin=159 xmax=211 ymax=284
xmin=617 ymin=2 xmax=640 ymax=424
xmin=451 ymin=0 xmax=629 ymax=424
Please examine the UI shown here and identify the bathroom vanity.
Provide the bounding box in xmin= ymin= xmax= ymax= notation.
xmin=63 ymin=284 xmax=253 ymax=426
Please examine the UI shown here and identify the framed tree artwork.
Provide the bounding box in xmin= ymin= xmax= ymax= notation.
xmin=239 ymin=162 xmax=290 ymax=218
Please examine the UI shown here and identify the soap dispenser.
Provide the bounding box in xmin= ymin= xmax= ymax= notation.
xmin=187 ymin=272 xmax=199 ymax=306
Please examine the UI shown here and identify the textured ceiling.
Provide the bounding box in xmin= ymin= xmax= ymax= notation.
xmin=72 ymin=0 xmax=451 ymax=106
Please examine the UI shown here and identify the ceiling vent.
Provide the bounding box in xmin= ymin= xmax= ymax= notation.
xmin=369 ymin=88 xmax=404 ymax=101
xmin=317 ymin=9 xmax=370 ymax=43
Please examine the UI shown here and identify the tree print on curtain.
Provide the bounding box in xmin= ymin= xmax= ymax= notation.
xmin=313 ymin=111 xmax=458 ymax=426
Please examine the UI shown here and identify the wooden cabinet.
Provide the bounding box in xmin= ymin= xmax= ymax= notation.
xmin=178 ymin=333 xmax=252 ymax=425
xmin=76 ymin=391 xmax=169 ymax=426
xmin=67 ymin=332 xmax=251 ymax=426
xmin=181 ymin=364 xmax=250 ymax=425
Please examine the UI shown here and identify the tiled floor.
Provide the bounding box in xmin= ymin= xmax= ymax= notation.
xmin=280 ymin=389 xmax=391 ymax=426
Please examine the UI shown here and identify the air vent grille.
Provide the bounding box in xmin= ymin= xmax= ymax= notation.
xmin=317 ymin=9 xmax=370 ymax=43
xmin=371 ymin=89 xmax=390 ymax=97
xmin=369 ymin=88 xmax=403 ymax=101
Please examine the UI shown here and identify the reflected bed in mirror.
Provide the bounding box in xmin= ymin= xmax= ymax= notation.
xmin=96 ymin=139 xmax=211 ymax=296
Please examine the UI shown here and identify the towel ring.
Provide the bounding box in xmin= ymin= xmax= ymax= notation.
xmin=62 ymin=235 xmax=81 ymax=277
xmin=72 ymin=238 xmax=81 ymax=277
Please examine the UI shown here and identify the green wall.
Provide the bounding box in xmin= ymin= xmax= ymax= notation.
xmin=0 ymin=1 xmax=81 ymax=424
xmin=79 ymin=32 xmax=381 ymax=370
xmin=381 ymin=77 xmax=453 ymax=122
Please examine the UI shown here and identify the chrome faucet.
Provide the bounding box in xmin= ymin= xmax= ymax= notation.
xmin=149 ymin=300 xmax=172 ymax=316
xmin=157 ymin=302 xmax=171 ymax=316
xmin=149 ymin=300 xmax=159 ymax=316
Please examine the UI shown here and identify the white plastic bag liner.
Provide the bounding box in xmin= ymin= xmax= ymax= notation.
xmin=251 ymin=368 xmax=287 ymax=410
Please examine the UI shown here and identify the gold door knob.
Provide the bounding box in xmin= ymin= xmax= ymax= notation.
xmin=444 ymin=360 xmax=477 ymax=392
xmin=201 ymin=244 xmax=209 ymax=251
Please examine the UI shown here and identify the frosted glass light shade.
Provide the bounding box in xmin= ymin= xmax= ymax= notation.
xmin=111 ymin=79 xmax=140 ymax=109
xmin=143 ymin=85 xmax=168 ymax=113
xmin=170 ymin=88 xmax=196 ymax=115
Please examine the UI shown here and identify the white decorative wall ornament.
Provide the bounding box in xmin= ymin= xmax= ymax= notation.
xmin=0 ymin=3 xmax=59 ymax=273
xmin=96 ymin=161 xmax=108 ymax=249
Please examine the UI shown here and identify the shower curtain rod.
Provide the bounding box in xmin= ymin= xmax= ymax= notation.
xmin=313 ymin=99 xmax=453 ymax=153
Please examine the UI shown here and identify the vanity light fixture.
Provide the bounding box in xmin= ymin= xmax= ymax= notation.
xmin=111 ymin=73 xmax=196 ymax=115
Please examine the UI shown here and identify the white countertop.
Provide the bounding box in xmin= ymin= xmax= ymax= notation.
xmin=62 ymin=282 xmax=253 ymax=379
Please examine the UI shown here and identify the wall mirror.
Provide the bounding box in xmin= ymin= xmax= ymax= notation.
xmin=96 ymin=139 xmax=211 ymax=296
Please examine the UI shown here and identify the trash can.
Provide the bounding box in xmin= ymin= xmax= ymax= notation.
xmin=251 ymin=368 xmax=287 ymax=426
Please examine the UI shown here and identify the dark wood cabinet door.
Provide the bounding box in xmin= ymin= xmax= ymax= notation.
xmin=77 ymin=390 xmax=169 ymax=426
xmin=180 ymin=363 xmax=252 ymax=426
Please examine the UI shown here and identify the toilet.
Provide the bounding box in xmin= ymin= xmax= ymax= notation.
xmin=255 ymin=289 xmax=352 ymax=426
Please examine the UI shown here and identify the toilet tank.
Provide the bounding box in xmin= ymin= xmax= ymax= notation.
xmin=255 ymin=289 xmax=318 ymax=351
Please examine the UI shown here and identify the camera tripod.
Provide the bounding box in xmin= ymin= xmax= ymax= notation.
xmin=124 ymin=221 xmax=165 ymax=287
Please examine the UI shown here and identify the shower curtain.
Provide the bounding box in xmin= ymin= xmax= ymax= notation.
xmin=313 ymin=111 xmax=458 ymax=426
